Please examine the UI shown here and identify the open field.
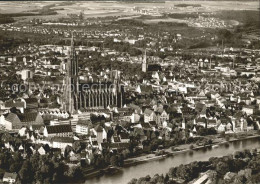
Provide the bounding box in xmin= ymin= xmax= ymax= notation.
xmin=0 ymin=1 xmax=50 ymax=14
xmin=0 ymin=1 xmax=258 ymax=21
xmin=143 ymin=17 xmax=187 ymax=24
xmin=0 ymin=1 xmax=258 ymax=40
xmin=166 ymin=1 xmax=259 ymax=11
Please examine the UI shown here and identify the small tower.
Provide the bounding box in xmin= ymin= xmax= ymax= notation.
xmin=209 ymin=57 xmax=212 ymax=69
xmin=182 ymin=118 xmax=186 ymax=129
xmin=142 ymin=49 xmax=147 ymax=72
xmin=96 ymin=126 xmax=104 ymax=144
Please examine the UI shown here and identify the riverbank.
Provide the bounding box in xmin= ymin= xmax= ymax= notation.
xmin=122 ymin=133 xmax=260 ymax=167
xmin=84 ymin=133 xmax=260 ymax=181
xmin=85 ymin=134 xmax=260 ymax=184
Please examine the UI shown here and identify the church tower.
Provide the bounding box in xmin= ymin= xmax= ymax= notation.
xmin=142 ymin=49 xmax=147 ymax=72
xmin=64 ymin=32 xmax=79 ymax=114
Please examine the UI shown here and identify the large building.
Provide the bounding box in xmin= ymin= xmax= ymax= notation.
xmin=16 ymin=69 xmax=34 ymax=81
xmin=5 ymin=112 xmax=44 ymax=131
xmin=63 ymin=32 xmax=79 ymax=114
xmin=141 ymin=49 xmax=162 ymax=73
xmin=43 ymin=124 xmax=73 ymax=137
xmin=63 ymin=33 xmax=124 ymax=114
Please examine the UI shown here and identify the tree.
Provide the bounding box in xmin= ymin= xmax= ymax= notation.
xmin=220 ymin=131 xmax=225 ymax=138
xmin=19 ymin=167 xmax=30 ymax=183
xmin=243 ymin=149 xmax=252 ymax=158
xmin=168 ymin=167 xmax=177 ymax=178
xmin=34 ymin=170 xmax=44 ymax=182
xmin=225 ymin=135 xmax=230 ymax=141
xmin=250 ymin=173 xmax=260 ymax=183
xmin=110 ymin=155 xmax=118 ymax=166
xmin=0 ymin=88 xmax=7 ymax=99
xmin=189 ymin=144 xmax=194 ymax=150
xmin=144 ymin=175 xmax=151 ymax=182
xmin=40 ymin=163 xmax=51 ymax=175
xmin=93 ymin=154 xmax=105 ymax=169
xmin=118 ymin=154 xmax=124 ymax=167
xmin=10 ymin=107 xmax=21 ymax=114
xmin=122 ymin=149 xmax=130 ymax=159
xmin=52 ymin=162 xmax=65 ymax=182
xmin=9 ymin=163 xmax=21 ymax=173
xmin=30 ymin=154 xmax=40 ymax=171
xmin=72 ymin=167 xmax=83 ymax=179
xmin=164 ymin=173 xmax=170 ymax=183
xmin=66 ymin=166 xmax=82 ymax=179
xmin=217 ymin=29 xmax=233 ymax=44
xmin=234 ymin=151 xmax=244 ymax=159
xmin=72 ymin=141 xmax=82 ymax=153
xmin=64 ymin=145 xmax=73 ymax=158
xmin=216 ymin=162 xmax=229 ymax=176
xmin=231 ymin=159 xmax=246 ymax=172
xmin=176 ymin=164 xmax=193 ymax=181
xmin=128 ymin=178 xmax=137 ymax=184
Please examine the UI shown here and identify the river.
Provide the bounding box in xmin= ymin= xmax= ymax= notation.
xmin=86 ymin=136 xmax=260 ymax=184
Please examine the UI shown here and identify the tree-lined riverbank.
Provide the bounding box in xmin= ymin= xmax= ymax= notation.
xmin=86 ymin=135 xmax=260 ymax=184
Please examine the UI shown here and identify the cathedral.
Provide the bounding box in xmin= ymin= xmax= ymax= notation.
xmin=63 ymin=33 xmax=124 ymax=114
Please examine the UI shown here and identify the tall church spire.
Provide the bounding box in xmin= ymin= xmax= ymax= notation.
xmin=71 ymin=31 xmax=74 ymax=49
xmin=64 ymin=31 xmax=79 ymax=114
xmin=142 ymin=48 xmax=147 ymax=73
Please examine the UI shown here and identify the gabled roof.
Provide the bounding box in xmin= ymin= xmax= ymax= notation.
xmin=233 ymin=111 xmax=244 ymax=119
xmin=197 ymin=117 xmax=207 ymax=122
xmin=95 ymin=125 xmax=103 ymax=133
xmin=207 ymin=119 xmax=217 ymax=125
xmin=78 ymin=119 xmax=92 ymax=126
xmin=25 ymin=98 xmax=38 ymax=104
xmin=140 ymin=85 xmax=153 ymax=93
xmin=52 ymin=137 xmax=74 ymax=143
xmin=195 ymin=103 xmax=206 ymax=112
xmin=46 ymin=125 xmax=72 ymax=134
xmin=109 ymin=143 xmax=130 ymax=149
xmin=144 ymin=109 xmax=154 ymax=116
xmin=5 ymin=113 xmax=19 ymax=123
xmin=119 ymin=132 xmax=129 ymax=139
xmin=3 ymin=172 xmax=17 ymax=180
xmin=31 ymin=124 xmax=44 ymax=130
xmin=129 ymin=104 xmax=142 ymax=112
xmin=149 ymin=121 xmax=157 ymax=127
xmin=5 ymin=101 xmax=25 ymax=108
xmin=18 ymin=113 xmax=39 ymax=122
xmin=141 ymin=122 xmax=152 ymax=129
xmin=113 ymin=136 xmax=121 ymax=143
xmin=220 ymin=117 xmax=231 ymax=124
xmin=38 ymin=144 xmax=50 ymax=152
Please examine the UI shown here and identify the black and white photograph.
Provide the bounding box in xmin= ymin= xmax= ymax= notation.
xmin=0 ymin=0 xmax=260 ymax=183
